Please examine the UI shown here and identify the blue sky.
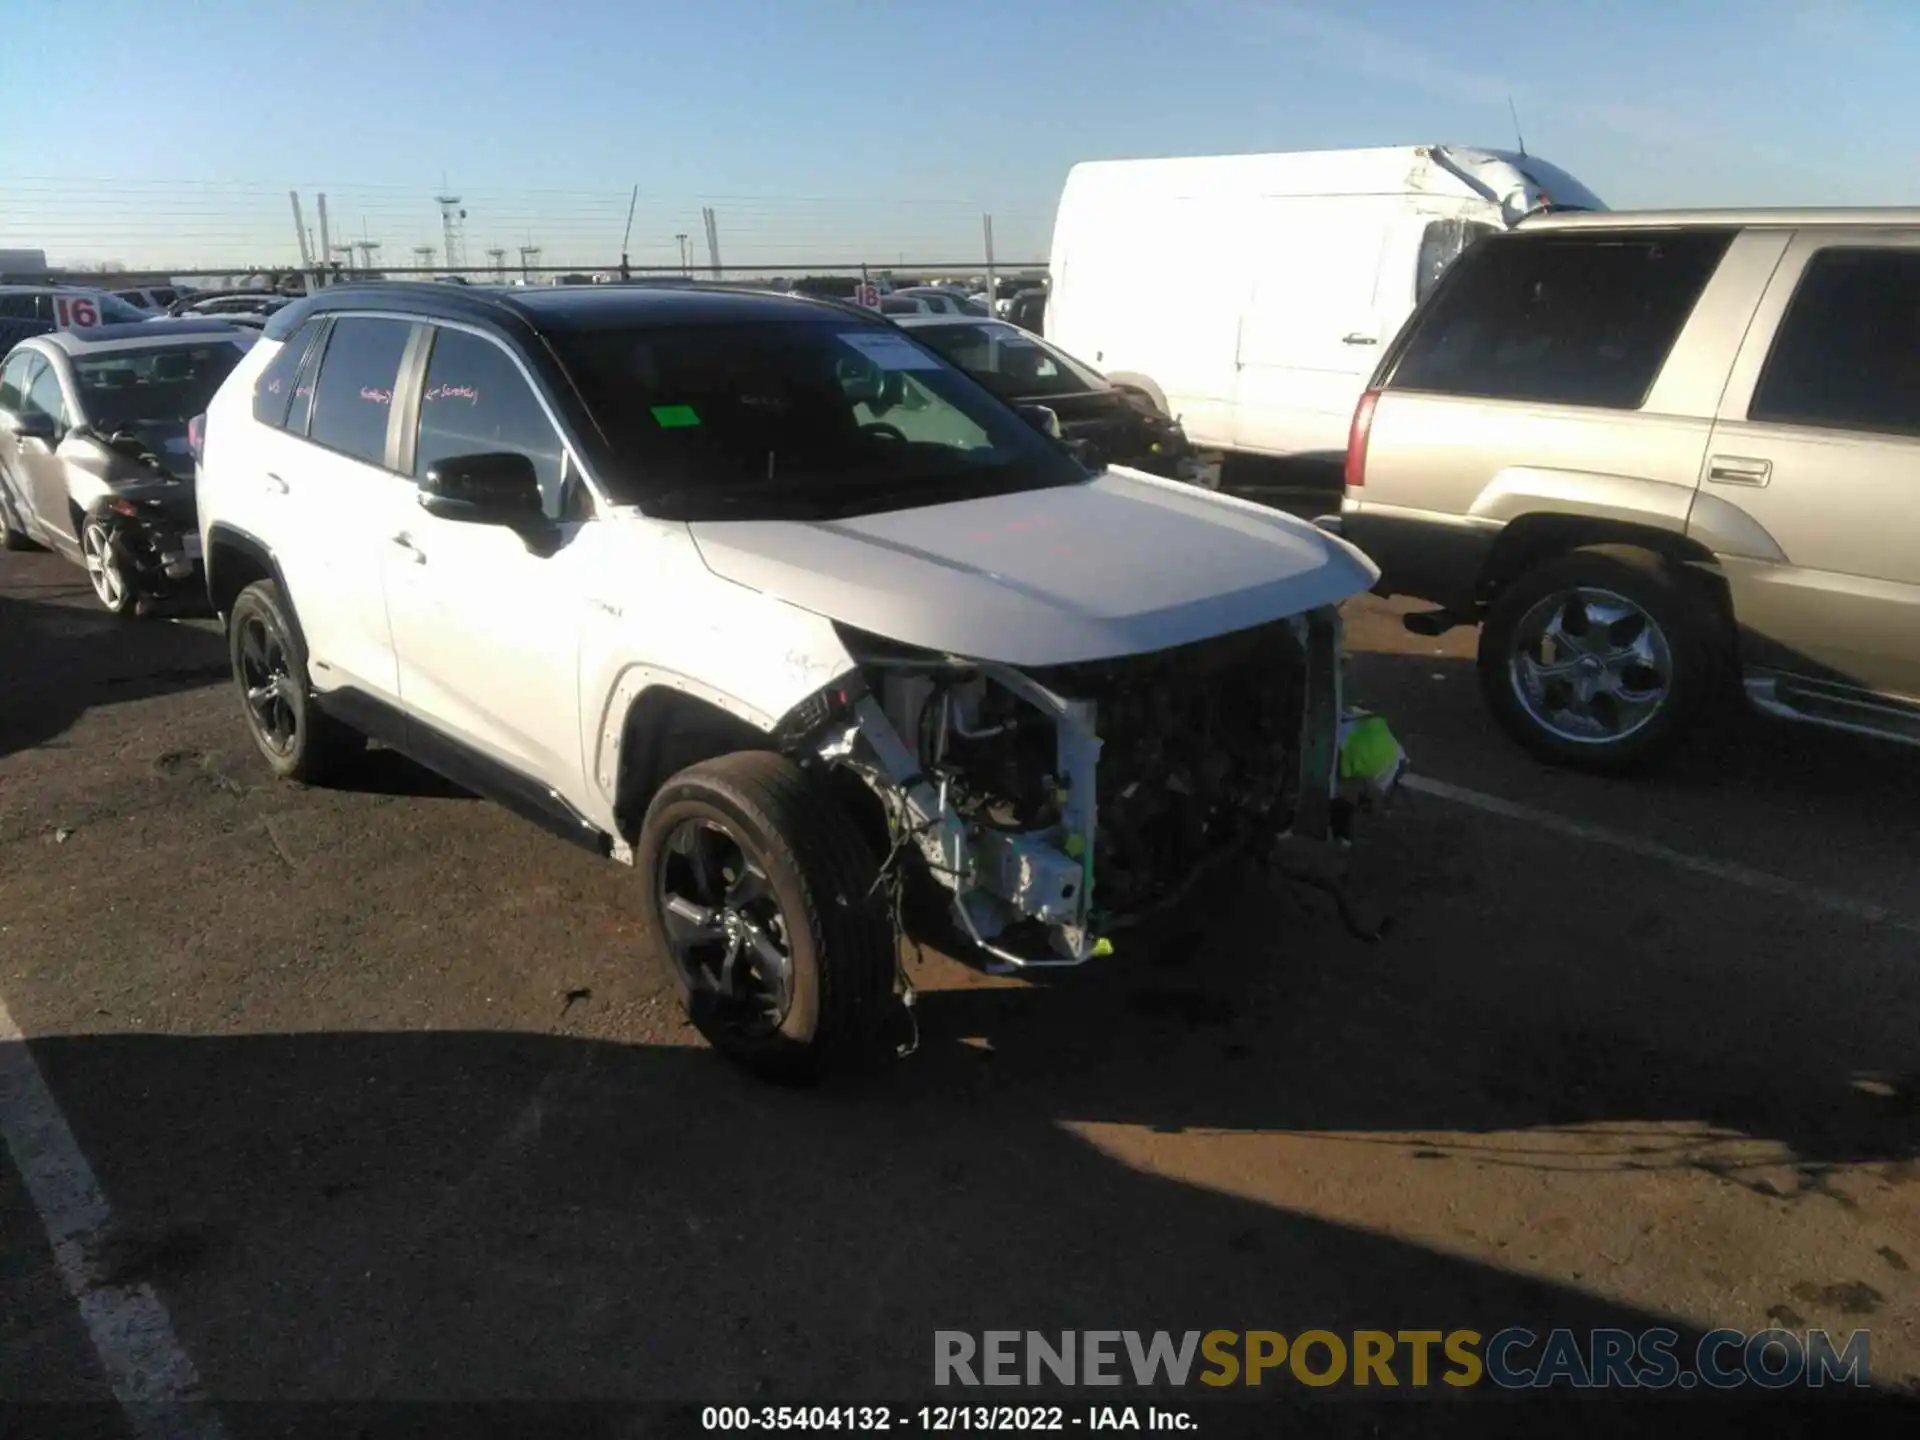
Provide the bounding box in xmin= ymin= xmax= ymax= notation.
xmin=1 ymin=0 xmax=1910 ymax=269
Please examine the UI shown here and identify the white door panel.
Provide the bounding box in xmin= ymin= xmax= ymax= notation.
xmin=385 ymin=511 xmax=594 ymax=801
xmin=1232 ymin=196 xmax=1397 ymax=456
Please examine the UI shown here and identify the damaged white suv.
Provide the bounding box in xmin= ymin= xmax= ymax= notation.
xmin=197 ymin=283 xmax=1397 ymax=1079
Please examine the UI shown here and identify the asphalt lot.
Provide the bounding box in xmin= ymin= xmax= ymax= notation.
xmin=2 ymin=541 xmax=1918 ymax=1436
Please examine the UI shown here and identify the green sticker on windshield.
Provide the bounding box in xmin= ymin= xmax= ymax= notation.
xmin=651 ymin=404 xmax=701 ymax=428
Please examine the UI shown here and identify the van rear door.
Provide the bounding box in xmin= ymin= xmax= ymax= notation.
xmin=1231 ymin=195 xmax=1396 ymax=458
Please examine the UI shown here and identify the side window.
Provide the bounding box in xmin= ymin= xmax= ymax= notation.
xmin=414 ymin=327 xmax=574 ymax=517
xmin=306 ymin=316 xmax=413 ymax=466
xmin=1389 ymin=230 xmax=1732 ymax=409
xmin=22 ymin=359 xmax=67 ymax=428
xmin=0 ymin=353 xmax=34 ymax=411
xmin=1415 ymin=218 xmax=1499 ymax=304
xmin=252 ymin=318 xmax=324 ymax=428
xmin=1751 ymin=248 xmax=1920 ymax=437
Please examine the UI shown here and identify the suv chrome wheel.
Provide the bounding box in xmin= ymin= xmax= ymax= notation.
xmin=1507 ymin=585 xmax=1673 ymax=745
xmin=657 ymin=818 xmax=795 ymax=1038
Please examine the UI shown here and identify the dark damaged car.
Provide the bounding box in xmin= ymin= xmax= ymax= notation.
xmin=0 ymin=320 xmax=254 ymax=612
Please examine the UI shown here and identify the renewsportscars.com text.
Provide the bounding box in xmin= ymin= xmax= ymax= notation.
xmin=934 ymin=1328 xmax=1871 ymax=1390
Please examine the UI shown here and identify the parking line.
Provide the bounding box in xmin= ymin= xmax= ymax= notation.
xmin=1403 ymin=774 xmax=1920 ymax=935
xmin=0 ymin=996 xmax=225 ymax=1439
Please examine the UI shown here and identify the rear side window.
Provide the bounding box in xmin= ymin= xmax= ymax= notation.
xmin=307 ymin=317 xmax=413 ymax=466
xmin=1389 ymin=231 xmax=1732 ymax=409
xmin=1751 ymin=248 xmax=1920 ymax=437
xmin=252 ymin=319 xmax=323 ymax=427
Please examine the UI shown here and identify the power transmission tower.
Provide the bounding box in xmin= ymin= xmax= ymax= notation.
xmin=486 ymin=247 xmax=507 ymax=283
xmin=355 ymin=240 xmax=381 ymax=273
xmin=413 ymin=245 xmax=435 ymax=273
xmin=436 ymin=193 xmax=468 ymax=273
xmin=675 ymin=233 xmax=689 ymax=276
xmin=519 ymin=245 xmax=542 ymax=283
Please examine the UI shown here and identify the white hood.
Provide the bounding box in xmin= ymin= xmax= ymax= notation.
xmin=686 ymin=469 xmax=1379 ymax=666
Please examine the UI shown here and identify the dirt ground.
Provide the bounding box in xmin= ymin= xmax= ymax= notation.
xmin=2 ymin=544 xmax=1917 ymax=1436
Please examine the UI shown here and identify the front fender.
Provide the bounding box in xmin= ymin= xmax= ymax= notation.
xmin=580 ymin=565 xmax=858 ymax=812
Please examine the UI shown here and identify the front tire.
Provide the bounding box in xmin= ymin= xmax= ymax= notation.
xmin=636 ymin=751 xmax=896 ymax=1083
xmin=1477 ymin=546 xmax=1725 ymax=773
xmin=227 ymin=579 xmax=365 ymax=783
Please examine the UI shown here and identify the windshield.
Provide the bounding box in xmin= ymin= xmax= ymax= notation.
xmin=74 ymin=342 xmax=247 ymax=437
xmin=907 ymin=320 xmax=1108 ymax=399
xmin=552 ymin=319 xmax=1087 ymax=518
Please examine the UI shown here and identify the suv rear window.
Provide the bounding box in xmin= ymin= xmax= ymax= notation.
xmin=1751 ymin=248 xmax=1920 ymax=437
xmin=1387 ymin=231 xmax=1731 ymax=410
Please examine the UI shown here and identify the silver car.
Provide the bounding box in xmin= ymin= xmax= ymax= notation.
xmin=0 ymin=319 xmax=254 ymax=612
xmin=1331 ymin=208 xmax=1920 ymax=771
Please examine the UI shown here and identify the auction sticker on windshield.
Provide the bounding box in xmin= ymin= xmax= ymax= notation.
xmin=839 ymin=331 xmax=941 ymax=370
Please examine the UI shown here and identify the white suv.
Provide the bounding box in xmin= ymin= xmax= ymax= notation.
xmin=197 ymin=283 xmax=1392 ymax=1079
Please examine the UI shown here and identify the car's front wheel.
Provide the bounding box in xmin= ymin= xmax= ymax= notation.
xmin=227 ymin=579 xmax=365 ymax=783
xmin=636 ymin=751 xmax=897 ymax=1083
xmin=1478 ymin=546 xmax=1726 ymax=773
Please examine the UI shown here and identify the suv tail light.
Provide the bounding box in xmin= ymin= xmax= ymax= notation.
xmin=187 ymin=413 xmax=206 ymax=464
xmin=1344 ymin=388 xmax=1380 ymax=491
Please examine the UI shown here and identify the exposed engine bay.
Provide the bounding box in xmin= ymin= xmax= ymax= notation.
xmin=815 ymin=609 xmax=1351 ymax=969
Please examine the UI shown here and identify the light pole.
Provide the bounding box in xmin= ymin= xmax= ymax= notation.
xmin=675 ymin=233 xmax=688 ymax=276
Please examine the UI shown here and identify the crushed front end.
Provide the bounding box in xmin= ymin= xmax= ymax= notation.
xmin=810 ymin=609 xmax=1405 ymax=970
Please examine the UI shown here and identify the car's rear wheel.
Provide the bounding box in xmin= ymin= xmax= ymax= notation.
xmin=1478 ymin=546 xmax=1725 ymax=773
xmin=228 ymin=579 xmax=365 ymax=783
xmin=80 ymin=519 xmax=138 ymax=615
xmin=636 ymin=751 xmax=896 ymax=1083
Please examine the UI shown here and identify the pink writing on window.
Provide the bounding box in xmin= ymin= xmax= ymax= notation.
xmin=425 ymin=384 xmax=479 ymax=403
xmin=359 ymin=386 xmax=393 ymax=405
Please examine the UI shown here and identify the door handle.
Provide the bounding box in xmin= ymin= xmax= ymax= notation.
xmin=1341 ymin=332 xmax=1379 ymax=346
xmin=1707 ymin=455 xmax=1772 ymax=486
xmin=262 ymin=472 xmax=289 ymax=495
xmin=390 ymin=532 xmax=426 ymax=564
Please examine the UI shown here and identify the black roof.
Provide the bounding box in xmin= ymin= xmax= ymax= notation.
xmin=262 ymin=280 xmax=869 ymax=344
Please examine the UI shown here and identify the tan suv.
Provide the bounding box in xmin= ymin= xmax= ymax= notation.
xmin=1326 ymin=209 xmax=1920 ymax=771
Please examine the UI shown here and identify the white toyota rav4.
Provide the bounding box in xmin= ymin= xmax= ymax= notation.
xmin=197 ymin=283 xmax=1397 ymax=1079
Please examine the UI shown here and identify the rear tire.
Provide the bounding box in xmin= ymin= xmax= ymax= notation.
xmin=80 ymin=518 xmax=139 ymax=616
xmin=636 ymin=751 xmax=897 ymax=1083
xmin=1477 ymin=546 xmax=1726 ymax=774
xmin=228 ymin=579 xmax=366 ymax=783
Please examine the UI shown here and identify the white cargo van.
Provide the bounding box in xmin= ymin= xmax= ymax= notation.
xmin=1045 ymin=145 xmax=1607 ymax=462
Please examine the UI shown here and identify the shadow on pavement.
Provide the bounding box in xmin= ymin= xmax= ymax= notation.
xmin=0 ymin=593 xmax=229 ymax=760
xmin=14 ymin=1028 xmax=1915 ymax=1435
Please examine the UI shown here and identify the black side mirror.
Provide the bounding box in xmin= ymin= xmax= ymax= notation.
xmin=1015 ymin=402 xmax=1062 ymax=439
xmin=418 ymin=452 xmax=544 ymax=526
xmin=6 ymin=411 xmax=58 ymax=444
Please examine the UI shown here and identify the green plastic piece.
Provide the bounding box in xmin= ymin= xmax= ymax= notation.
xmin=1090 ymin=937 xmax=1114 ymax=958
xmin=651 ymin=404 xmax=701 ymax=428
xmin=1339 ymin=715 xmax=1402 ymax=782
xmin=1063 ymin=832 xmax=1086 ymax=859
